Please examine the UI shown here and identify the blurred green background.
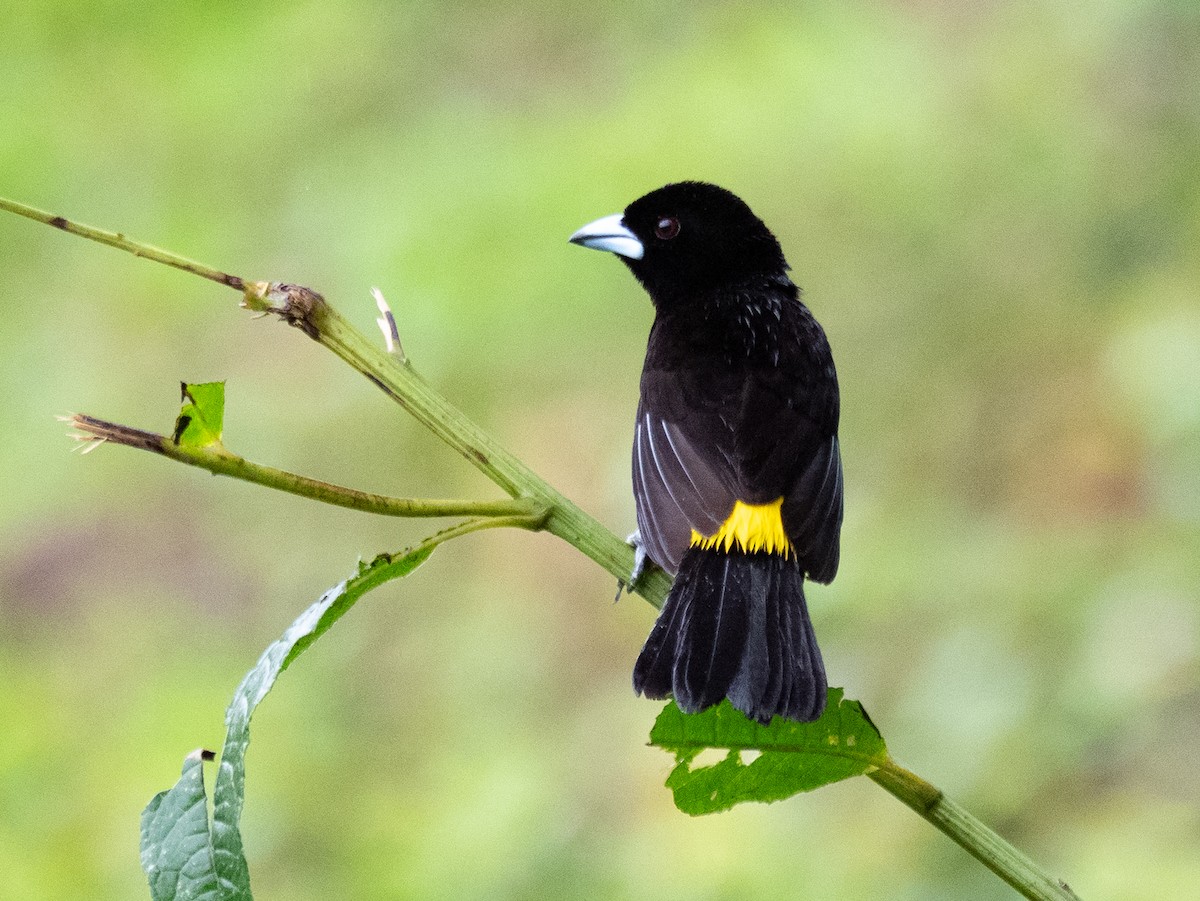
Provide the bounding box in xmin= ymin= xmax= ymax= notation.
xmin=2 ymin=1 xmax=1198 ymax=898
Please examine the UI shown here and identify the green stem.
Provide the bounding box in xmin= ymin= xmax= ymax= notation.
xmin=419 ymin=510 xmax=556 ymax=544
xmin=243 ymin=281 xmax=674 ymax=609
xmin=869 ymin=760 xmax=1081 ymax=901
xmin=0 ymin=197 xmax=244 ymax=290
xmin=67 ymin=414 xmax=548 ymax=523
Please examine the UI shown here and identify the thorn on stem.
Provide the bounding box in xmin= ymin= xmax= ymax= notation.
xmin=373 ymin=287 xmax=406 ymax=361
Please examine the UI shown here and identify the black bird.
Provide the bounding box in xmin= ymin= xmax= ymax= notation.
xmin=570 ymin=182 xmax=843 ymax=723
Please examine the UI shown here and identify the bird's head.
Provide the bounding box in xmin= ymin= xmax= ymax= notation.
xmin=569 ymin=181 xmax=792 ymax=305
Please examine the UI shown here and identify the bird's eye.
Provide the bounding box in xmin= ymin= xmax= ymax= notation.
xmin=654 ymin=217 xmax=681 ymax=240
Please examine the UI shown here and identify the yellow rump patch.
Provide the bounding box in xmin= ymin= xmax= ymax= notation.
xmin=689 ymin=498 xmax=792 ymax=556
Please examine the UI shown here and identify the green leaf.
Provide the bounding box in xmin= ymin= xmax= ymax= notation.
xmin=173 ymin=381 xmax=226 ymax=447
xmin=140 ymin=750 xmax=221 ymax=901
xmin=648 ymin=690 xmax=887 ymax=815
xmin=140 ymin=546 xmax=434 ymax=900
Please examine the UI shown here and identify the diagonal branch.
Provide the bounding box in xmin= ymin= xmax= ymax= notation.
xmin=0 ymin=197 xmax=244 ymax=290
xmin=236 ymin=281 xmax=675 ymax=605
xmin=870 ymin=761 xmax=1082 ymax=901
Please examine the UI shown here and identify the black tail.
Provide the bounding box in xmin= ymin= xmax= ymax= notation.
xmin=632 ymin=548 xmax=827 ymax=724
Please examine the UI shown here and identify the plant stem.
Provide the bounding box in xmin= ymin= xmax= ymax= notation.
xmin=242 ymin=281 xmax=674 ymax=609
xmin=67 ymin=414 xmax=548 ymax=523
xmin=0 ymin=197 xmax=244 ymax=290
xmin=1 ymin=201 xmax=672 ymax=601
xmin=869 ymin=760 xmax=1081 ymax=901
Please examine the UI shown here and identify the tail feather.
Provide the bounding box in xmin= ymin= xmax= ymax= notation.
xmin=781 ymin=571 xmax=826 ymax=722
xmin=675 ymin=555 xmax=749 ymax=713
xmin=633 ymin=548 xmax=827 ymax=724
xmin=729 ymin=559 xmax=781 ymax=719
xmin=631 ymin=563 xmax=693 ymax=700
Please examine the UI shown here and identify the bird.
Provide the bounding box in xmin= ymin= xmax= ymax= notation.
xmin=569 ymin=181 xmax=843 ymax=724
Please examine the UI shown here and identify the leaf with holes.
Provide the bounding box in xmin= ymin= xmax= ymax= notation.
xmin=649 ymin=690 xmax=887 ymax=815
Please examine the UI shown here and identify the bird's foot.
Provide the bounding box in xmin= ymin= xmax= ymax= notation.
xmin=615 ymin=531 xmax=649 ymax=601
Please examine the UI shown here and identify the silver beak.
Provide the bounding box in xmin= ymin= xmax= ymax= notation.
xmin=568 ymin=213 xmax=644 ymax=260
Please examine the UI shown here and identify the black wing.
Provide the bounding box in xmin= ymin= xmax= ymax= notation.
xmin=632 ymin=406 xmax=737 ymax=575
xmin=781 ymin=433 xmax=842 ymax=583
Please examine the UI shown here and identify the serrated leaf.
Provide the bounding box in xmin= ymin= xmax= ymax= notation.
xmin=173 ymin=381 xmax=226 ymax=447
xmin=649 ymin=690 xmax=887 ymax=815
xmin=140 ymin=546 xmax=434 ymax=900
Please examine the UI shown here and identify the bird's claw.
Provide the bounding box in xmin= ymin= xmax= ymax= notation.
xmin=615 ymin=531 xmax=649 ymax=601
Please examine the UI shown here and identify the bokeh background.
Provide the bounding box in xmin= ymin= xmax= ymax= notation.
xmin=2 ymin=1 xmax=1198 ymax=898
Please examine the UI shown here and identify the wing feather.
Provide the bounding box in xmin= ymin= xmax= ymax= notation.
xmin=782 ymin=435 xmax=843 ymax=583
xmin=633 ymin=418 xmax=683 ymax=573
xmin=633 ymin=408 xmax=737 ymax=575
